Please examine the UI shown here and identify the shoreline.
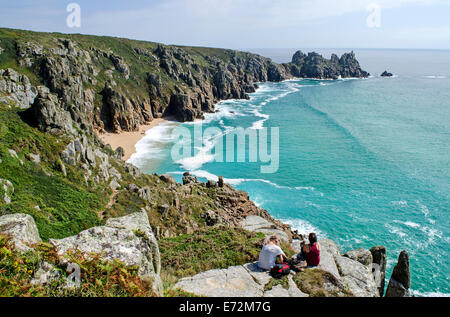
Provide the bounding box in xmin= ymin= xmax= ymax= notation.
xmin=98 ymin=118 xmax=168 ymax=161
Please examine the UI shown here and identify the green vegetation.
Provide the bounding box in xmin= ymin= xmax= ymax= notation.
xmin=0 ymin=104 xmax=107 ymax=240
xmin=293 ymin=268 xmax=353 ymax=297
xmin=0 ymin=234 xmax=156 ymax=297
xmin=159 ymin=227 xmax=265 ymax=289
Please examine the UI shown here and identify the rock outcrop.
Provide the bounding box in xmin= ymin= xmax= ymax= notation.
xmin=242 ymin=215 xmax=290 ymax=243
xmin=0 ymin=178 xmax=14 ymax=204
xmin=385 ymin=250 xmax=411 ymax=297
xmin=381 ymin=71 xmax=393 ymax=77
xmin=50 ymin=211 xmax=161 ymax=276
xmin=370 ymin=245 xmax=387 ymax=296
xmin=175 ymin=238 xmax=381 ymax=297
xmin=0 ymin=68 xmax=37 ymax=109
xmin=285 ymin=50 xmax=370 ymax=79
xmin=0 ymin=213 xmax=42 ymax=252
xmin=344 ymin=248 xmax=373 ymax=267
xmin=175 ymin=262 xmax=307 ymax=297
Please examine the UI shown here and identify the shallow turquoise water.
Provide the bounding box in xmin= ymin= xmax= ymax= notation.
xmin=130 ymin=50 xmax=450 ymax=296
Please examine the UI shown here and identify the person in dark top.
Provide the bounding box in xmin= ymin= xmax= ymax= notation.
xmin=297 ymin=232 xmax=321 ymax=267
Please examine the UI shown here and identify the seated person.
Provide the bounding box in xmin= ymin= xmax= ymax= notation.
xmin=297 ymin=232 xmax=321 ymax=267
xmin=258 ymin=235 xmax=287 ymax=270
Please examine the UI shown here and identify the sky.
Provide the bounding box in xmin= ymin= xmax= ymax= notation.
xmin=0 ymin=0 xmax=449 ymax=50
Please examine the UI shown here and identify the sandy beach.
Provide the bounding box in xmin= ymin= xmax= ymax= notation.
xmin=98 ymin=118 xmax=167 ymax=161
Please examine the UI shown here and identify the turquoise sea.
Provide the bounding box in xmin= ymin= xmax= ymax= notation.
xmin=129 ymin=49 xmax=450 ymax=296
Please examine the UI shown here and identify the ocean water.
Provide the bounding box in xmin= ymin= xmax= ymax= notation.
xmin=129 ymin=49 xmax=450 ymax=296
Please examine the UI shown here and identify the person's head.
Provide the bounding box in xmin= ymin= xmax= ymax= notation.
xmin=309 ymin=232 xmax=317 ymax=245
xmin=266 ymin=235 xmax=280 ymax=246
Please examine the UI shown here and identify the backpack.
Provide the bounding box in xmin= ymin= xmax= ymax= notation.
xmin=270 ymin=263 xmax=290 ymax=279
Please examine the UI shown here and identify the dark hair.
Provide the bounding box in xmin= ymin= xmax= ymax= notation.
xmin=309 ymin=232 xmax=317 ymax=244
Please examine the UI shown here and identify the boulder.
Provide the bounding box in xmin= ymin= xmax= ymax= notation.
xmin=0 ymin=213 xmax=42 ymax=252
xmin=182 ymin=172 xmax=198 ymax=185
xmin=201 ymin=210 xmax=219 ymax=226
xmin=138 ymin=186 xmax=152 ymax=202
xmin=109 ymin=179 xmax=120 ymax=190
xmin=241 ymin=215 xmax=289 ymax=243
xmin=381 ymin=71 xmax=393 ymax=77
xmin=160 ymin=174 xmax=176 ymax=185
xmin=1 ymin=178 xmax=14 ymax=204
xmin=344 ymin=248 xmax=373 ymax=267
xmin=385 ymin=250 xmax=410 ymax=297
xmin=218 ymin=176 xmax=224 ymax=187
xmin=29 ymin=86 xmax=74 ymax=134
xmin=49 ymin=211 xmax=162 ymax=295
xmin=27 ymin=153 xmax=41 ymax=164
xmin=334 ymin=255 xmax=379 ymax=297
xmin=124 ymin=163 xmax=141 ymax=177
xmin=114 ymin=146 xmax=125 ymax=159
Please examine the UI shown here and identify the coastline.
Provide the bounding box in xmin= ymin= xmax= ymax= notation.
xmin=98 ymin=118 xmax=168 ymax=161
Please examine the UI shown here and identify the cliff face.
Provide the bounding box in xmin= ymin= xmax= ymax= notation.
xmin=0 ymin=28 xmax=368 ymax=136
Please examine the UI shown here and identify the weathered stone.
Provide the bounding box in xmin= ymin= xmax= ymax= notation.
xmin=385 ymin=278 xmax=409 ymax=297
xmin=201 ymin=210 xmax=219 ymax=226
xmin=27 ymin=153 xmax=41 ymax=164
xmin=0 ymin=213 xmax=42 ymax=252
xmin=317 ymin=239 xmax=341 ymax=280
xmin=85 ymin=146 xmax=96 ymax=165
xmin=335 ymin=255 xmax=379 ymax=297
xmin=391 ymin=250 xmax=411 ymax=288
xmin=8 ymin=149 xmax=18 ymax=159
xmin=109 ymin=179 xmax=120 ymax=190
xmin=241 ymin=215 xmax=289 ymax=243
xmin=386 ymin=250 xmax=410 ymax=297
xmin=182 ymin=173 xmax=198 ymax=185
xmin=175 ymin=265 xmax=264 ymax=297
xmin=1 ymin=179 xmax=14 ymax=204
xmin=50 ymin=211 xmax=162 ymax=295
xmin=218 ymin=176 xmax=224 ymax=187
xmin=344 ymin=248 xmax=373 ymax=267
xmin=138 ymin=186 xmax=151 ymax=202
xmin=160 ymin=174 xmax=176 ymax=185
xmin=29 ymin=86 xmax=75 ymax=134
xmin=370 ymin=245 xmax=387 ymax=296
xmin=0 ymin=68 xmax=37 ymax=109
xmin=124 ymin=163 xmax=141 ymax=177
xmin=114 ymin=146 xmax=124 ymax=159
xmin=128 ymin=183 xmax=139 ymax=193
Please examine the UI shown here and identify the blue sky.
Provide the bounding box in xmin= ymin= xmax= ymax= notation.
xmin=1 ymin=0 xmax=449 ymax=49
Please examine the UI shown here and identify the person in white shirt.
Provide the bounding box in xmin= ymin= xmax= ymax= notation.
xmin=258 ymin=235 xmax=287 ymax=270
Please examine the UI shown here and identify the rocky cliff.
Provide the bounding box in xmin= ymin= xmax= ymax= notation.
xmin=284 ymin=50 xmax=370 ymax=79
xmin=0 ymin=28 xmax=398 ymax=298
xmin=0 ymin=28 xmax=369 ymax=135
